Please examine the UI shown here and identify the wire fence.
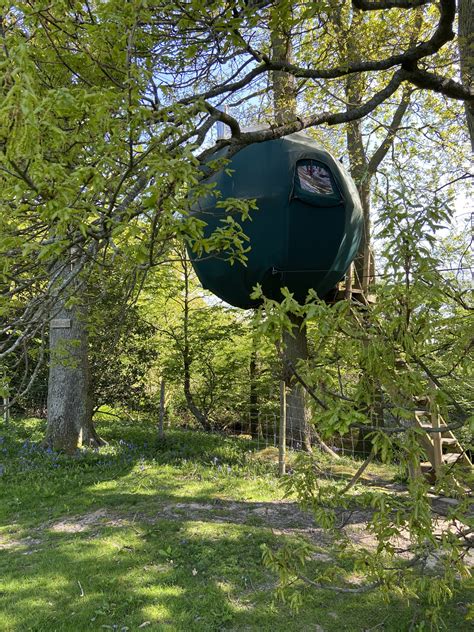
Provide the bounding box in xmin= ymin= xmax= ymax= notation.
xmin=14 ymin=385 xmax=48 ymax=420
xmin=3 ymin=377 xmax=375 ymax=461
xmin=163 ymin=393 xmax=373 ymax=461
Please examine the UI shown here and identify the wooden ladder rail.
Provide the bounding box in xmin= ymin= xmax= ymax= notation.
xmin=430 ymin=382 xmax=443 ymax=477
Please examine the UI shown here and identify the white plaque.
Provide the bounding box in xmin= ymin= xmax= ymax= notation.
xmin=51 ymin=318 xmax=72 ymax=329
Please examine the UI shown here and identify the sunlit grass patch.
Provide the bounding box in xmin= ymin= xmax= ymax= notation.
xmin=0 ymin=416 xmax=471 ymax=631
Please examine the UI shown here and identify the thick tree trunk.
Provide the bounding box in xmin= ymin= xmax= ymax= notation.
xmin=346 ymin=83 xmax=373 ymax=457
xmin=459 ymin=0 xmax=474 ymax=151
xmin=283 ymin=315 xmax=312 ymax=451
xmin=45 ymin=266 xmax=101 ymax=452
xmin=270 ymin=28 xmax=296 ymax=127
xmin=271 ymin=5 xmax=311 ymax=451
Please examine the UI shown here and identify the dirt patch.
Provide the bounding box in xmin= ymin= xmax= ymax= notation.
xmin=48 ymin=509 xmax=129 ymax=533
xmin=159 ymin=498 xmax=320 ymax=530
xmin=0 ymin=534 xmax=42 ymax=552
xmin=49 ymin=509 xmax=108 ymax=533
xmin=7 ymin=498 xmax=470 ymax=569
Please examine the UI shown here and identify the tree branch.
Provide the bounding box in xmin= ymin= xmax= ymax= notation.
xmin=262 ymin=0 xmax=455 ymax=80
xmin=402 ymin=63 xmax=474 ymax=101
xmin=353 ymin=0 xmax=431 ymax=10
xmin=199 ymin=70 xmax=406 ymax=159
xmin=203 ymin=102 xmax=241 ymax=138
xmin=368 ymin=87 xmax=412 ymax=174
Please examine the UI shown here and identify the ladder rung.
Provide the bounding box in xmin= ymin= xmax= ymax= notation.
xmin=442 ymin=453 xmax=461 ymax=464
xmin=417 ymin=422 xmax=448 ymax=430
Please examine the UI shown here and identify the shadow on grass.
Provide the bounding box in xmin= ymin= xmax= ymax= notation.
xmin=0 ymin=416 xmax=278 ymax=522
xmin=2 ymin=510 xmax=469 ymax=632
xmin=0 ymin=417 xmax=470 ymax=631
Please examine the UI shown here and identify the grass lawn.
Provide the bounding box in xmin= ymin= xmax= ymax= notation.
xmin=0 ymin=416 xmax=471 ymax=631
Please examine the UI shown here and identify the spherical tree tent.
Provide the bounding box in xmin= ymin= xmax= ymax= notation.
xmin=190 ymin=133 xmax=363 ymax=308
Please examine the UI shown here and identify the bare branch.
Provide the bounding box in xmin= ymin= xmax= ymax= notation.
xmin=402 ymin=63 xmax=474 ymax=100
xmin=262 ymin=0 xmax=456 ymax=80
xmin=368 ymin=87 xmax=413 ymax=174
xmin=353 ymin=0 xmax=431 ymax=10
xmin=199 ymin=71 xmax=406 ymax=160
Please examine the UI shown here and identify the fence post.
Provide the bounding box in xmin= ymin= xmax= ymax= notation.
xmin=158 ymin=378 xmax=165 ymax=439
xmin=279 ymin=380 xmax=286 ymax=476
xmin=345 ymin=262 xmax=353 ymax=301
xmin=408 ymin=455 xmax=422 ymax=481
xmin=2 ymin=396 xmax=9 ymax=426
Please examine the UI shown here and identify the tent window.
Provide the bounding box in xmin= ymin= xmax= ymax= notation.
xmin=296 ymin=160 xmax=336 ymax=196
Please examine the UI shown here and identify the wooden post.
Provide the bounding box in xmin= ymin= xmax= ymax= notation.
xmin=345 ymin=262 xmax=353 ymax=301
xmin=430 ymin=381 xmax=443 ymax=476
xmin=2 ymin=396 xmax=9 ymax=426
xmin=158 ymin=378 xmax=165 ymax=439
xmin=369 ymin=248 xmax=376 ymax=289
xmin=408 ymin=456 xmax=422 ymax=481
xmin=279 ymin=380 xmax=287 ymax=476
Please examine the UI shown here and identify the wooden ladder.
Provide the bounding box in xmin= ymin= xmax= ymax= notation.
xmin=413 ymin=390 xmax=472 ymax=480
xmin=326 ymin=262 xmax=377 ymax=306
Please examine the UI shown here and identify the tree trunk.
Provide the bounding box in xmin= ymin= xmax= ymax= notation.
xmin=45 ymin=263 xmax=102 ymax=453
xmin=283 ymin=315 xmax=312 ymax=451
xmin=346 ymin=78 xmax=381 ymax=457
xmin=346 ymin=73 xmax=372 ymax=294
xmin=459 ymin=0 xmax=474 ymax=151
xmin=158 ymin=378 xmax=165 ymax=439
xmin=184 ymin=368 xmax=210 ymax=430
xmin=271 ymin=4 xmax=311 ymax=451
xmin=270 ymin=28 xmax=296 ymax=127
xmin=346 ymin=79 xmax=373 ymax=457
xmin=181 ymin=251 xmax=210 ymax=430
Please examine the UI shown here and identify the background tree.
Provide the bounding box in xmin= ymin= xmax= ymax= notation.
xmin=143 ymin=250 xmax=279 ymax=433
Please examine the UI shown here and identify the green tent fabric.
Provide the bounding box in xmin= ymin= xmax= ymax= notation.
xmin=190 ymin=133 xmax=363 ymax=309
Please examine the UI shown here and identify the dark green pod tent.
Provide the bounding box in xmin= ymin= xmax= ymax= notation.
xmin=190 ymin=133 xmax=363 ymax=309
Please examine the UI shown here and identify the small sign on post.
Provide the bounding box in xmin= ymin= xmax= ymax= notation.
xmin=51 ymin=319 xmax=72 ymax=329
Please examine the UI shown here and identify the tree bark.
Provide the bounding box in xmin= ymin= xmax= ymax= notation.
xmin=283 ymin=315 xmax=312 ymax=451
xmin=270 ymin=24 xmax=296 ymax=127
xmin=459 ymin=0 xmax=474 ymax=151
xmin=271 ymin=4 xmax=311 ymax=451
xmin=346 ymin=114 xmax=382 ymax=456
xmin=158 ymin=378 xmax=166 ymax=439
xmin=45 ymin=262 xmax=102 ymax=453
xmin=346 ymin=73 xmax=373 ymax=294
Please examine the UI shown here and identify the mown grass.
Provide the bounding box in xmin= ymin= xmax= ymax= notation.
xmin=0 ymin=416 xmax=471 ymax=631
